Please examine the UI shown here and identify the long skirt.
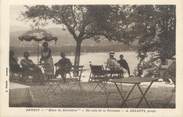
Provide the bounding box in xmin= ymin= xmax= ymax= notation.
xmin=42 ymin=57 xmax=54 ymax=76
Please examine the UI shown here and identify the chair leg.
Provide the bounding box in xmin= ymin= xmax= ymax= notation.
xmin=88 ymin=73 xmax=92 ymax=82
xmin=93 ymin=82 xmax=101 ymax=91
xmin=69 ymin=73 xmax=72 ymax=78
xmin=45 ymin=81 xmax=63 ymax=95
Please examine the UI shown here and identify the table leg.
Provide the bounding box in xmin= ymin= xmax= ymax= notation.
xmin=114 ymin=83 xmax=128 ymax=107
xmin=91 ymin=80 xmax=109 ymax=106
xmin=136 ymin=84 xmax=151 ymax=107
xmin=121 ymin=84 xmax=136 ymax=107
xmin=136 ymin=81 xmax=154 ymax=108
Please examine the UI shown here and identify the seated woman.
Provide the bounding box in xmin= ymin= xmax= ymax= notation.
xmin=136 ymin=52 xmax=162 ymax=78
xmin=9 ymin=50 xmax=22 ymax=79
xmin=10 ymin=50 xmax=21 ymax=72
xmin=20 ymin=51 xmax=44 ymax=82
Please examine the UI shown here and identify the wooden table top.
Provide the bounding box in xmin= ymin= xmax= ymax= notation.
xmin=109 ymin=77 xmax=159 ymax=84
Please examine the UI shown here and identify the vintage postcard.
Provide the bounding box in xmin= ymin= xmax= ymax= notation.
xmin=0 ymin=0 xmax=183 ymax=117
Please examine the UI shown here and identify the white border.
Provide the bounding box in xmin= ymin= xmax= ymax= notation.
xmin=1 ymin=0 xmax=183 ymax=117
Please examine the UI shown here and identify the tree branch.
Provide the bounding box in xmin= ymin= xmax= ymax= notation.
xmin=61 ymin=14 xmax=78 ymax=40
xmin=71 ymin=6 xmax=77 ymax=30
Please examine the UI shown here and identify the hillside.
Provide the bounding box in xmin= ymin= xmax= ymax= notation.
xmin=9 ymin=26 xmax=138 ymax=57
xmin=10 ymin=26 xmax=132 ymax=48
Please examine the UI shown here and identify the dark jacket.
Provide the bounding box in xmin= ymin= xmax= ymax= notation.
xmin=118 ymin=59 xmax=130 ymax=75
xmin=55 ymin=58 xmax=72 ymax=72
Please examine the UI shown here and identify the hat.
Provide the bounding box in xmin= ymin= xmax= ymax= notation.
xmin=120 ymin=54 xmax=124 ymax=58
xmin=42 ymin=41 xmax=48 ymax=47
xmin=60 ymin=52 xmax=65 ymax=57
xmin=109 ymin=51 xmax=115 ymax=55
xmin=24 ymin=51 xmax=30 ymax=57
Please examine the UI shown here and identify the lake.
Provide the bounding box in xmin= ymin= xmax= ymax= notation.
xmin=18 ymin=51 xmax=138 ymax=81
xmin=17 ymin=51 xmax=174 ymax=87
xmin=18 ymin=51 xmax=138 ymax=73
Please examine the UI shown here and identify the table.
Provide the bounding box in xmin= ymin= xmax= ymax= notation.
xmin=9 ymin=82 xmax=32 ymax=107
xmin=109 ymin=77 xmax=159 ymax=108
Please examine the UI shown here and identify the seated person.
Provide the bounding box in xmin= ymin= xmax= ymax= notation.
xmin=144 ymin=57 xmax=161 ymax=77
xmin=20 ymin=51 xmax=43 ymax=82
xmin=106 ymin=51 xmax=124 ymax=76
xmin=137 ymin=53 xmax=162 ymax=78
xmin=55 ymin=52 xmax=72 ymax=82
xmin=161 ymin=58 xmax=175 ymax=84
xmin=118 ymin=54 xmax=130 ymax=77
xmin=9 ymin=50 xmax=22 ymax=74
xmin=135 ymin=51 xmax=149 ymax=77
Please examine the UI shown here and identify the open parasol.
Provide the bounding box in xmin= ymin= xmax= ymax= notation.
xmin=18 ymin=29 xmax=58 ymax=63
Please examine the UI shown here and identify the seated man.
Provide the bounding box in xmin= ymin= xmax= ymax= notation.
xmin=55 ymin=52 xmax=72 ymax=82
xmin=20 ymin=51 xmax=43 ymax=82
xmin=106 ymin=51 xmax=124 ymax=77
xmin=118 ymin=54 xmax=130 ymax=77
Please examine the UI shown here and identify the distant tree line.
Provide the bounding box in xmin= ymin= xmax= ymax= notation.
xmin=10 ymin=44 xmax=134 ymax=57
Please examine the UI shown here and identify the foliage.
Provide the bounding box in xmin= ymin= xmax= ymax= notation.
xmin=22 ymin=5 xmax=176 ymax=67
xmin=125 ymin=5 xmax=176 ymax=59
xmin=22 ymin=5 xmax=135 ymax=66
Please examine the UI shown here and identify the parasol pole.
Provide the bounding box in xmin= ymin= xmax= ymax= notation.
xmin=37 ymin=26 xmax=40 ymax=64
xmin=37 ymin=41 xmax=39 ymax=64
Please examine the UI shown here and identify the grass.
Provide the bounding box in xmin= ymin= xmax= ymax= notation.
xmin=21 ymin=81 xmax=175 ymax=108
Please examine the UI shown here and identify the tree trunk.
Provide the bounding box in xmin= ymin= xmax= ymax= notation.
xmin=74 ymin=40 xmax=82 ymax=66
xmin=73 ymin=40 xmax=82 ymax=76
xmin=161 ymin=13 xmax=168 ymax=65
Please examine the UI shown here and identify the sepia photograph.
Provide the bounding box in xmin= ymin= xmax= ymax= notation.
xmin=9 ymin=5 xmax=176 ymax=108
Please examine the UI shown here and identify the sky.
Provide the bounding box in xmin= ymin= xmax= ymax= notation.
xmin=10 ymin=5 xmax=59 ymax=31
xmin=10 ymin=6 xmax=27 ymax=27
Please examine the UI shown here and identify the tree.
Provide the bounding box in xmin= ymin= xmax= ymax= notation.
xmin=23 ymin=5 xmax=91 ymax=67
xmin=22 ymin=5 xmax=125 ymax=67
xmin=22 ymin=5 xmax=175 ymax=68
xmin=130 ymin=5 xmax=175 ymax=60
xmin=156 ymin=5 xmax=176 ymax=60
xmin=111 ymin=5 xmax=176 ymax=61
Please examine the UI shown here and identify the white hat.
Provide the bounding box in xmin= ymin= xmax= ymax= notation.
xmin=109 ymin=51 xmax=115 ymax=55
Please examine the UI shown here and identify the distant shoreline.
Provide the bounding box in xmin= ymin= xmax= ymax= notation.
xmin=10 ymin=46 xmax=136 ymax=56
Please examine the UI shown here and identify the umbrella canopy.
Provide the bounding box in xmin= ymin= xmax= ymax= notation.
xmin=18 ymin=29 xmax=58 ymax=64
xmin=18 ymin=29 xmax=58 ymax=42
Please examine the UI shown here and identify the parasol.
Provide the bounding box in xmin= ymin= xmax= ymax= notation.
xmin=18 ymin=29 xmax=58 ymax=63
